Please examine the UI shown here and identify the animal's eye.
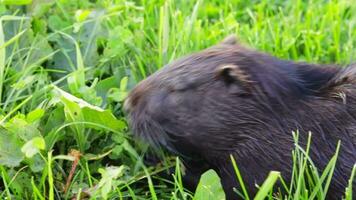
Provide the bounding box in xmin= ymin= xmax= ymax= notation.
xmin=166 ymin=77 xmax=203 ymax=93
xmin=167 ymin=86 xmax=180 ymax=93
xmin=167 ymin=84 xmax=189 ymax=93
xmin=171 ymin=88 xmax=188 ymax=94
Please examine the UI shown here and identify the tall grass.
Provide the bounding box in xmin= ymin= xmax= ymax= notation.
xmin=0 ymin=0 xmax=355 ymax=199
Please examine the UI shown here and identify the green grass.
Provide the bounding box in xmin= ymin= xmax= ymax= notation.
xmin=0 ymin=0 xmax=355 ymax=199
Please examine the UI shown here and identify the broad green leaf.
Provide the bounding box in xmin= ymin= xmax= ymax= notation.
xmin=4 ymin=116 xmax=41 ymax=141
xmin=31 ymin=18 xmax=47 ymax=34
xmin=95 ymin=76 xmax=120 ymax=98
xmin=23 ymin=34 xmax=53 ymax=67
xmin=43 ymin=106 xmax=65 ymax=150
xmin=26 ymin=154 xmax=45 ymax=172
xmin=61 ymin=92 xmax=85 ymax=122
xmin=26 ymin=108 xmax=45 ymax=123
xmin=119 ymin=76 xmax=128 ymax=91
xmin=75 ymin=10 xmax=91 ymax=22
xmin=193 ymin=169 xmax=225 ymax=200
xmin=53 ymin=85 xmax=98 ymax=110
xmin=0 ymin=128 xmax=24 ymax=167
xmin=109 ymin=144 xmax=123 ymax=159
xmin=82 ymin=107 xmax=126 ymax=131
xmin=55 ymin=88 xmax=126 ymax=131
xmin=29 ymin=0 xmax=55 ymax=18
xmin=103 ymin=26 xmax=132 ymax=59
xmin=79 ymin=85 xmax=103 ymax=106
xmin=47 ymin=34 xmax=76 ymax=76
xmin=107 ymin=88 xmax=128 ymax=102
xmin=21 ymin=137 xmax=45 ymax=158
xmin=53 ymin=86 xmax=126 ymax=132
xmin=59 ymin=90 xmax=86 ymax=150
xmin=111 ymin=132 xmax=125 ymax=144
xmin=48 ymin=15 xmax=71 ymax=31
xmin=67 ymin=71 xmax=83 ymax=94
xmin=107 ymin=76 xmax=129 ymax=102
xmin=98 ymin=166 xmax=127 ymax=199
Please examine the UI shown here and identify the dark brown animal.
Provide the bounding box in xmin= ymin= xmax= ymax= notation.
xmin=124 ymin=35 xmax=356 ymax=199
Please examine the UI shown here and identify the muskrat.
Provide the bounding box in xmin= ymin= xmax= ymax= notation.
xmin=124 ymin=35 xmax=356 ymax=199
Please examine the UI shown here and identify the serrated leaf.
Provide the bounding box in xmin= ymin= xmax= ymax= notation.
xmin=21 ymin=137 xmax=45 ymax=158
xmin=193 ymin=169 xmax=225 ymax=200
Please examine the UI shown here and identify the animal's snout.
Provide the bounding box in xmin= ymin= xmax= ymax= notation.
xmin=124 ymin=80 xmax=153 ymax=114
xmin=123 ymin=89 xmax=143 ymax=114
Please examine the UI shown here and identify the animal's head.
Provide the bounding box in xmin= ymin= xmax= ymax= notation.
xmin=124 ymin=35 xmax=346 ymax=159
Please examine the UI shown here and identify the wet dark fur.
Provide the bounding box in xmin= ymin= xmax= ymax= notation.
xmin=124 ymin=36 xmax=356 ymax=199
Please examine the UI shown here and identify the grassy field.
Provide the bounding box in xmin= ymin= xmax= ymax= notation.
xmin=0 ymin=0 xmax=355 ymax=199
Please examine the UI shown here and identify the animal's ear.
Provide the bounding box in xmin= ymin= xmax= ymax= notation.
xmin=219 ymin=34 xmax=238 ymax=45
xmin=215 ymin=64 xmax=252 ymax=94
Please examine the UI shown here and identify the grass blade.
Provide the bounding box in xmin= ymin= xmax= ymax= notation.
xmin=0 ymin=18 xmax=5 ymax=103
xmin=254 ymin=171 xmax=280 ymax=200
xmin=345 ymin=164 xmax=356 ymax=200
xmin=230 ymin=155 xmax=250 ymax=200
